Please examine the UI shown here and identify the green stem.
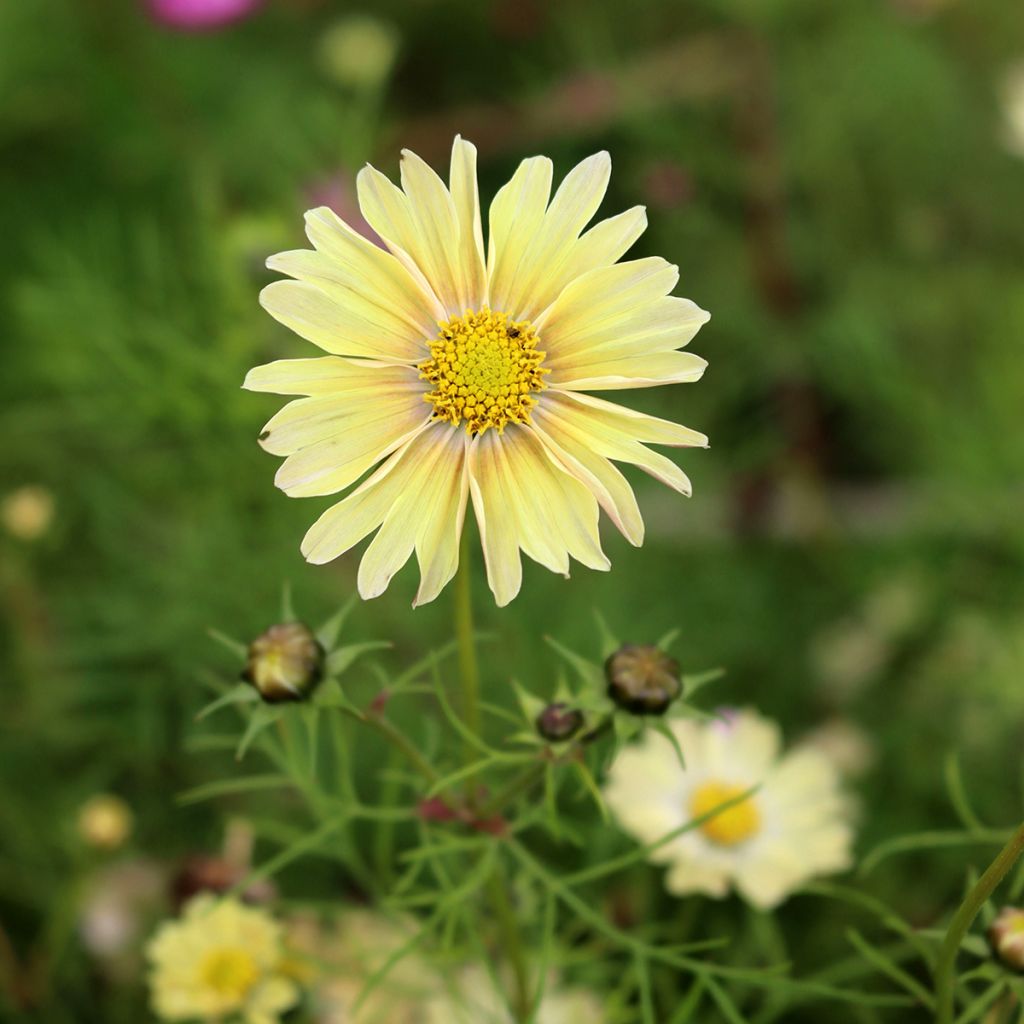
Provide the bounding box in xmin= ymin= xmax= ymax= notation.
xmin=482 ymin=762 xmax=547 ymax=818
xmin=344 ymin=709 xmax=439 ymax=786
xmin=487 ymin=863 xmax=531 ymax=1022
xmin=935 ymin=820 xmax=1024 ymax=1024
xmin=452 ymin=533 xmax=529 ymax=1022
xmin=453 ymin=532 xmax=482 ymax=743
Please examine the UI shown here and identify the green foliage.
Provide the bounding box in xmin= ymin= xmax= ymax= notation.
xmin=2 ymin=0 xmax=1024 ymax=1021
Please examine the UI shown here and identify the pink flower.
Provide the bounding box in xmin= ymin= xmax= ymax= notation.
xmin=148 ymin=0 xmax=263 ymax=31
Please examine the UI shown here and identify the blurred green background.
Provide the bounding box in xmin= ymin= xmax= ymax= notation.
xmin=2 ymin=0 xmax=1024 ymax=1019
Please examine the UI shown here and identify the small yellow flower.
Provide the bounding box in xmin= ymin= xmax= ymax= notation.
xmin=2 ymin=485 xmax=55 ymax=541
xmin=603 ymin=709 xmax=853 ymax=909
xmin=147 ymin=895 xmax=299 ymax=1024
xmin=247 ymin=137 xmax=709 ymax=607
xmin=78 ymin=794 xmax=133 ymax=850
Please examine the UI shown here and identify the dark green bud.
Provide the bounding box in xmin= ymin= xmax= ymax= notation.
xmin=605 ymin=644 xmax=681 ymax=715
xmin=535 ymin=702 xmax=584 ymax=742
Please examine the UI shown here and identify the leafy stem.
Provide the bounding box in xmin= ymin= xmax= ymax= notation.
xmin=934 ymin=818 xmax=1024 ymax=1024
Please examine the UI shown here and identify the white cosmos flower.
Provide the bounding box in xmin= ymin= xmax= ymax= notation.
xmin=603 ymin=709 xmax=853 ymax=909
xmin=246 ymin=136 xmax=709 ymax=607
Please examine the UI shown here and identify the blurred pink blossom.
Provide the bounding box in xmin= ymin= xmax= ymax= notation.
xmin=148 ymin=0 xmax=263 ymax=31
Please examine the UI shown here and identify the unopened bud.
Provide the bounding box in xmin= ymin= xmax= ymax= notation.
xmin=605 ymin=644 xmax=681 ymax=715
xmin=242 ymin=622 xmax=324 ymax=703
xmin=535 ymin=702 xmax=584 ymax=742
xmin=989 ymin=906 xmax=1024 ymax=971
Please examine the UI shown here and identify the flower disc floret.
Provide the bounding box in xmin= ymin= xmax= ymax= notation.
xmin=419 ymin=308 xmax=548 ymax=436
xmin=689 ymin=781 xmax=761 ymax=847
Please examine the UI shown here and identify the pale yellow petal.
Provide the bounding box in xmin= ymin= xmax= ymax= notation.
xmin=356 ymin=151 xmax=482 ymax=318
xmin=664 ymin=859 xmax=732 ymax=900
xmin=301 ymin=427 xmax=439 ymax=564
xmin=275 ymin=404 xmax=430 ymax=497
xmin=505 ymin=151 xmax=612 ymax=320
xmin=530 ymin=418 xmax=644 ymax=545
xmin=243 ymin=356 xmax=412 ymax=396
xmin=356 ymin=163 xmax=447 ymax=311
xmin=551 ymin=204 xmax=648 ymax=292
xmin=548 ymin=350 xmax=708 ymax=391
xmin=534 ymin=256 xmax=680 ymax=345
xmin=486 ymin=155 xmax=553 ymax=315
xmin=357 ymin=428 xmax=467 ymax=600
xmin=468 ymin=426 xmax=608 ymax=606
xmin=398 ymin=148 xmax=466 ymax=313
xmin=468 ymin=434 xmax=523 ymax=607
xmin=554 ymin=391 xmax=709 ymax=448
xmin=259 ymin=280 xmax=424 ymax=362
xmin=257 ymin=374 xmax=424 ymax=456
xmin=267 ymin=249 xmax=434 ymax=346
xmin=533 ymin=391 xmax=702 ymax=495
xmin=544 ymin=294 xmax=710 ymax=371
xmin=448 ymin=135 xmax=488 ymax=312
xmin=304 ymin=205 xmax=444 ymax=326
xmin=413 ymin=431 xmax=470 ymax=607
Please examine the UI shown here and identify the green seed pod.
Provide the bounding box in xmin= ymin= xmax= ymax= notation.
xmin=242 ymin=622 xmax=325 ymax=703
xmin=535 ymin=702 xmax=584 ymax=742
xmin=989 ymin=906 xmax=1024 ymax=972
xmin=605 ymin=644 xmax=682 ymax=716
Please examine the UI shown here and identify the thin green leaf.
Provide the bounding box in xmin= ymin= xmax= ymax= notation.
xmin=195 ymin=683 xmax=257 ymax=721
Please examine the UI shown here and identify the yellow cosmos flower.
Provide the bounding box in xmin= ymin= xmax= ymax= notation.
xmin=247 ymin=136 xmax=710 ymax=606
xmin=603 ymin=709 xmax=853 ymax=909
xmin=147 ymin=895 xmax=299 ymax=1024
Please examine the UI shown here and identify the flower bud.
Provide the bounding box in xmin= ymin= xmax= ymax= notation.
xmin=605 ymin=644 xmax=681 ymax=715
xmin=78 ymin=794 xmax=133 ymax=851
xmin=535 ymin=702 xmax=584 ymax=742
xmin=242 ymin=622 xmax=324 ymax=703
xmin=989 ymin=906 xmax=1024 ymax=971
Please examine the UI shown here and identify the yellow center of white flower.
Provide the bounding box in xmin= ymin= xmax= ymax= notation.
xmin=689 ymin=781 xmax=761 ymax=847
xmin=198 ymin=947 xmax=259 ymax=1000
xmin=419 ymin=308 xmax=548 ymax=436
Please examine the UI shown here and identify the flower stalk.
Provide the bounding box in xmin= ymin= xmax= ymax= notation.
xmin=935 ymin=819 xmax=1024 ymax=1024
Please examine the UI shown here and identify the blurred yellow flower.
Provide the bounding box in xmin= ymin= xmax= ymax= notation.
xmin=286 ymin=908 xmax=602 ymax=1024
xmin=603 ymin=709 xmax=853 ymax=909
xmin=2 ymin=484 xmax=55 ymax=541
xmin=78 ymin=794 xmax=133 ymax=850
xmin=318 ymin=15 xmax=399 ymax=90
xmin=247 ymin=136 xmax=709 ymax=607
xmin=426 ymin=966 xmax=604 ymax=1023
xmin=147 ymin=895 xmax=299 ymax=1024
xmin=1001 ymin=62 xmax=1024 ymax=159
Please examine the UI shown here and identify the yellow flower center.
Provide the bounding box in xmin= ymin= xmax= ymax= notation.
xmin=198 ymin=947 xmax=259 ymax=1000
xmin=689 ymin=781 xmax=761 ymax=847
xmin=419 ymin=308 xmax=548 ymax=436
